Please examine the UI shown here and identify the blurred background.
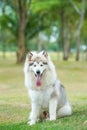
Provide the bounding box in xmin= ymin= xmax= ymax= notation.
xmin=0 ymin=0 xmax=87 ymax=63
xmin=0 ymin=1 xmax=87 ymax=129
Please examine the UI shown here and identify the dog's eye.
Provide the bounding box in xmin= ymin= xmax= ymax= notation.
xmin=34 ymin=64 xmax=36 ymax=67
xmin=29 ymin=63 xmax=33 ymax=66
xmin=43 ymin=62 xmax=47 ymax=65
xmin=40 ymin=64 xmax=43 ymax=67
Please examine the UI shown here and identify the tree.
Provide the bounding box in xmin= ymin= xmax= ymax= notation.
xmin=0 ymin=0 xmax=31 ymax=63
xmin=59 ymin=1 xmax=74 ymax=60
xmin=0 ymin=0 xmax=52 ymax=63
xmin=0 ymin=0 xmax=86 ymax=62
xmin=16 ymin=0 xmax=31 ymax=63
xmin=70 ymin=0 xmax=85 ymax=61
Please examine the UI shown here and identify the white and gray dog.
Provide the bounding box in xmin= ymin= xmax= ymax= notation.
xmin=24 ymin=51 xmax=72 ymax=125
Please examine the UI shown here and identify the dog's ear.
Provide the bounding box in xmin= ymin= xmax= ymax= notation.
xmin=42 ymin=50 xmax=48 ymax=58
xmin=27 ymin=52 xmax=33 ymax=61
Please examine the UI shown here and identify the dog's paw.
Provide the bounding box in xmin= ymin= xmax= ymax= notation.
xmin=27 ymin=120 xmax=36 ymax=126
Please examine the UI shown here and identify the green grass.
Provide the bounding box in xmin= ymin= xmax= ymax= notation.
xmin=0 ymin=54 xmax=87 ymax=130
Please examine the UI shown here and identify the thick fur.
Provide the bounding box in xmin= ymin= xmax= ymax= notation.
xmin=24 ymin=51 xmax=72 ymax=125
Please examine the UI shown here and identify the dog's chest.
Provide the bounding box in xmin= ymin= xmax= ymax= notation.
xmin=29 ymin=88 xmax=53 ymax=109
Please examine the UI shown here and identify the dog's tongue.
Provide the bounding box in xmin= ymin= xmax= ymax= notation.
xmin=36 ymin=75 xmax=41 ymax=87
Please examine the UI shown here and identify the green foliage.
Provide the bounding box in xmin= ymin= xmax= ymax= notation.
xmin=0 ymin=0 xmax=87 ymax=58
xmin=30 ymin=0 xmax=60 ymax=13
xmin=48 ymin=43 xmax=57 ymax=51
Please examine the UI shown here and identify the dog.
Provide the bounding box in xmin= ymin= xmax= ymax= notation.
xmin=24 ymin=51 xmax=72 ymax=125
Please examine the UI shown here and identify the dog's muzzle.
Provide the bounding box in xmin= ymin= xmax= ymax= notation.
xmin=35 ymin=70 xmax=42 ymax=77
xmin=35 ymin=70 xmax=42 ymax=87
xmin=36 ymin=70 xmax=40 ymax=75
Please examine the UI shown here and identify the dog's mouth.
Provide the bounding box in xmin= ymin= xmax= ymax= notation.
xmin=35 ymin=74 xmax=42 ymax=87
xmin=35 ymin=70 xmax=42 ymax=87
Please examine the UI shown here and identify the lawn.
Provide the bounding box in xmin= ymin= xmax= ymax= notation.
xmin=0 ymin=54 xmax=87 ymax=130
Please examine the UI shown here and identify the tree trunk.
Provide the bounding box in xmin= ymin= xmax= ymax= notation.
xmin=63 ymin=42 xmax=69 ymax=60
xmin=71 ymin=0 xmax=85 ymax=61
xmin=60 ymin=9 xmax=68 ymax=61
xmin=16 ymin=0 xmax=26 ymax=63
xmin=76 ymin=36 xmax=80 ymax=61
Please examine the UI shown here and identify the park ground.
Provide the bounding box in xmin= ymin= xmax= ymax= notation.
xmin=0 ymin=52 xmax=87 ymax=130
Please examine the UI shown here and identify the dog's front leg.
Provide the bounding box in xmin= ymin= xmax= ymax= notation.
xmin=28 ymin=102 xmax=40 ymax=125
xmin=49 ymin=97 xmax=58 ymax=121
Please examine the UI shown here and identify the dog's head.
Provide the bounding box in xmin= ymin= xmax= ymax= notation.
xmin=26 ymin=51 xmax=49 ymax=87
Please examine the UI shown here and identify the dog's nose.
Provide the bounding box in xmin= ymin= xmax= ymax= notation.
xmin=36 ymin=70 xmax=40 ymax=75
